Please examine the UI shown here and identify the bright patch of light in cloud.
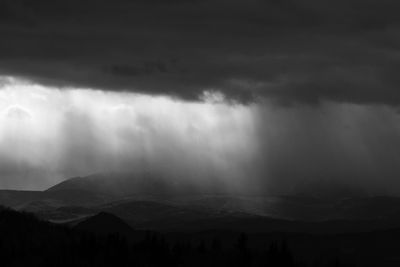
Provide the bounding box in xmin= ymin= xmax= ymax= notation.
xmin=0 ymin=76 xmax=259 ymax=190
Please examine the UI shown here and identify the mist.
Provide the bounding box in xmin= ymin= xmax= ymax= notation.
xmin=0 ymin=76 xmax=259 ymax=191
xmin=1 ymin=76 xmax=400 ymax=196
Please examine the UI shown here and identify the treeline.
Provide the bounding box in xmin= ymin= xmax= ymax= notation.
xmin=0 ymin=208 xmax=351 ymax=267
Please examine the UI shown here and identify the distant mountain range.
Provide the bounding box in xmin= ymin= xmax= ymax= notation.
xmin=2 ymin=173 xmax=400 ymax=233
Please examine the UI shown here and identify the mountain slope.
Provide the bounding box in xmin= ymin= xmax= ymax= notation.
xmin=45 ymin=172 xmax=174 ymax=197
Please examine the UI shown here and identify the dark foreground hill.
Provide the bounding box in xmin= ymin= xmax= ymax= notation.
xmin=0 ymin=207 xmax=304 ymax=267
xmin=3 ymin=207 xmax=400 ymax=266
xmin=74 ymin=211 xmax=146 ymax=242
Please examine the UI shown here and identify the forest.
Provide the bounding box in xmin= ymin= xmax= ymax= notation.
xmin=0 ymin=207 xmax=354 ymax=267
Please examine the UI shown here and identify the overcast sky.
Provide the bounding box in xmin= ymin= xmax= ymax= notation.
xmin=1 ymin=0 xmax=400 ymax=196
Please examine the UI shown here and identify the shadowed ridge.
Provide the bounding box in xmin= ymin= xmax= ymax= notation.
xmin=45 ymin=176 xmax=87 ymax=192
xmin=42 ymin=172 xmax=224 ymax=199
xmin=74 ymin=212 xmax=136 ymax=237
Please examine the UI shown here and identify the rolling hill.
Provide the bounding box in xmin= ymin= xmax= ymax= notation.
xmin=3 ymin=173 xmax=400 ymax=234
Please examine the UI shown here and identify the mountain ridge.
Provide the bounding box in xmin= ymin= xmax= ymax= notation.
xmin=3 ymin=173 xmax=400 ymax=234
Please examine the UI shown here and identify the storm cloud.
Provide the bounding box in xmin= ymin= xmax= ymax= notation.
xmin=1 ymin=0 xmax=400 ymax=104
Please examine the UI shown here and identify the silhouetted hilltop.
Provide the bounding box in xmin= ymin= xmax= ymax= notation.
xmin=45 ymin=172 xmax=227 ymax=198
xmin=45 ymin=172 xmax=178 ymax=197
xmin=75 ymin=212 xmax=136 ymax=236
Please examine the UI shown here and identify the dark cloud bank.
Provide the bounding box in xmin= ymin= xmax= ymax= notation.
xmin=1 ymin=0 xmax=400 ymax=197
xmin=1 ymin=0 xmax=400 ymax=104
